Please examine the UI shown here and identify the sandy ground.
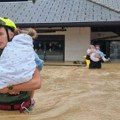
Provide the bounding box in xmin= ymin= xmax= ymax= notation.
xmin=0 ymin=63 xmax=120 ymax=120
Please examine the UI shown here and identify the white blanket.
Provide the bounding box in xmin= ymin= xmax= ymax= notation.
xmin=0 ymin=34 xmax=36 ymax=89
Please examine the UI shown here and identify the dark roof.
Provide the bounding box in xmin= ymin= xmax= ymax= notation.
xmin=89 ymin=0 xmax=120 ymax=13
xmin=0 ymin=0 xmax=120 ymax=27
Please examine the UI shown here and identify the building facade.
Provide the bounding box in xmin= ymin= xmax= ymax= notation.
xmin=0 ymin=0 xmax=120 ymax=62
xmin=34 ymin=27 xmax=90 ymax=61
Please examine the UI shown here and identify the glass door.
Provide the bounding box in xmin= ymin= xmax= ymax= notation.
xmin=34 ymin=35 xmax=65 ymax=61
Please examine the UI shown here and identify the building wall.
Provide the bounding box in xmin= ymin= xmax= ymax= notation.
xmin=65 ymin=27 xmax=90 ymax=61
xmin=39 ymin=27 xmax=91 ymax=61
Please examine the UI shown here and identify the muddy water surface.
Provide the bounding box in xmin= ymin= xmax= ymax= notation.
xmin=0 ymin=63 xmax=120 ymax=120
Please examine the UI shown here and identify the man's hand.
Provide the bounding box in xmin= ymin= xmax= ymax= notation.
xmin=0 ymin=88 xmax=20 ymax=94
xmin=0 ymin=88 xmax=8 ymax=93
xmin=8 ymin=90 xmax=20 ymax=95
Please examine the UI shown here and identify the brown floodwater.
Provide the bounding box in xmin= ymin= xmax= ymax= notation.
xmin=0 ymin=63 xmax=120 ymax=120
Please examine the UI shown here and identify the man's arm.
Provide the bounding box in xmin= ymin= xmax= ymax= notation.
xmin=0 ymin=68 xmax=41 ymax=93
xmin=13 ymin=68 xmax=41 ymax=91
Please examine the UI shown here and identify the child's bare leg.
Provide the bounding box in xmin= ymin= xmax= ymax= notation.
xmin=102 ymin=56 xmax=110 ymax=62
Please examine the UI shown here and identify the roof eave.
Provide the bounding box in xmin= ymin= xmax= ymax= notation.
xmin=16 ymin=21 xmax=120 ymax=28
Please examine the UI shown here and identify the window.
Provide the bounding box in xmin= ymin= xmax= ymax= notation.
xmin=34 ymin=35 xmax=65 ymax=61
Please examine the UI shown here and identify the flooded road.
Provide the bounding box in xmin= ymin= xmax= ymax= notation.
xmin=0 ymin=63 xmax=120 ymax=120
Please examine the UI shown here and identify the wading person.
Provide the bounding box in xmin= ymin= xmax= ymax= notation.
xmin=86 ymin=44 xmax=102 ymax=69
xmin=0 ymin=17 xmax=42 ymax=112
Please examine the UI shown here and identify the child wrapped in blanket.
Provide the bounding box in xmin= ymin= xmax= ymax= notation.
xmin=0 ymin=28 xmax=43 ymax=104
